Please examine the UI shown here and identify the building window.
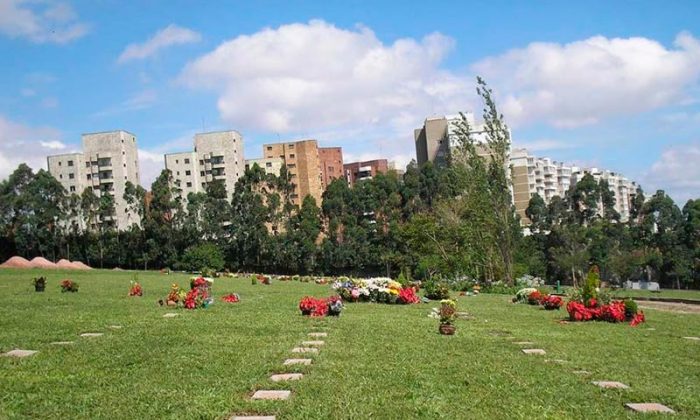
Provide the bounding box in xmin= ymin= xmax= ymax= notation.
xmin=199 ymin=160 xmax=204 ymax=165
xmin=267 ymin=146 xmax=272 ymax=151
xmin=67 ymin=160 xmax=74 ymax=166
xmin=289 ymin=154 xmax=295 ymax=158
xmin=177 ymin=171 xmax=180 ymax=176
xmin=70 ymin=186 xmax=76 ymax=192
xmin=59 ymin=174 xmax=63 ymax=179
xmin=289 ymin=144 xmax=295 ymax=148
xmin=266 ymin=162 xmax=272 ymax=168
xmin=176 ymin=159 xmax=179 ymax=164
xmin=201 ymin=183 xmax=206 ymax=188
xmin=87 ymin=174 xmax=91 ymax=180
xmin=185 ymin=170 xmax=191 ymax=176
xmin=288 ymin=163 xmax=296 ymax=168
xmin=68 ymin=173 xmax=74 ymax=179
xmin=186 ymin=182 xmax=192 ymax=188
xmin=58 ymin=161 xmax=62 ymax=166
xmin=184 ymin=158 xmax=190 ymax=164
xmin=200 ymin=171 xmax=205 ymax=176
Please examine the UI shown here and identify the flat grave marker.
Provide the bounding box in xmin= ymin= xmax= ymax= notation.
xmin=291 ymin=347 xmax=318 ymax=354
xmin=80 ymin=333 xmax=103 ymax=338
xmin=592 ymin=381 xmax=629 ymax=389
xmin=521 ymin=349 xmax=546 ymax=355
xmin=283 ymin=358 xmax=312 ymax=366
xmin=308 ymin=332 xmax=327 ymax=337
xmin=2 ymin=349 xmax=37 ymax=358
xmin=270 ymin=373 xmax=303 ymax=382
xmin=625 ymin=403 xmax=675 ymax=414
xmin=251 ymin=390 xmax=291 ymax=400
xmin=301 ymin=341 xmax=324 ymax=346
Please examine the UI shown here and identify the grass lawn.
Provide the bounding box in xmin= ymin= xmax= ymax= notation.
xmin=1 ymin=268 xmax=699 ymax=419
xmin=613 ymin=289 xmax=700 ymax=301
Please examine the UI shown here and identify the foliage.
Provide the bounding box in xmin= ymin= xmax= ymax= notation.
xmin=423 ymin=279 xmax=450 ymax=300
xmin=32 ymin=276 xmax=47 ymax=287
xmin=179 ymin=243 xmax=225 ymax=272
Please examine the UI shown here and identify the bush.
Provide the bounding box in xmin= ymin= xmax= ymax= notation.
xmin=179 ymin=243 xmax=225 ymax=272
xmin=623 ymin=298 xmax=638 ymax=320
xmin=483 ymin=281 xmax=521 ymax=295
xmin=423 ymin=279 xmax=450 ymax=300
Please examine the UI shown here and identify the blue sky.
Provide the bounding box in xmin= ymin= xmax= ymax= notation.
xmin=1 ymin=0 xmax=699 ymax=202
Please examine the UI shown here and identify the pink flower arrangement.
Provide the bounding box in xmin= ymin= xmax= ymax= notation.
xmin=222 ymin=293 xmax=240 ymax=303
xmin=398 ymin=287 xmax=420 ymax=304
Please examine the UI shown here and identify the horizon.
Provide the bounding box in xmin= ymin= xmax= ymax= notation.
xmin=1 ymin=0 xmax=699 ymax=203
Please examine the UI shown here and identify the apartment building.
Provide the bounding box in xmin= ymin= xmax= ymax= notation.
xmin=245 ymin=157 xmax=284 ymax=176
xmin=262 ymin=139 xmax=323 ymax=206
xmin=344 ymin=159 xmax=389 ymax=186
xmin=164 ymin=130 xmax=245 ymax=202
xmin=571 ymin=167 xmax=637 ymax=222
xmin=414 ymin=112 xmax=495 ymax=166
xmin=319 ymin=147 xmax=344 ymax=189
xmin=511 ymin=148 xmax=637 ymax=224
xmin=47 ymin=130 xmax=141 ymax=230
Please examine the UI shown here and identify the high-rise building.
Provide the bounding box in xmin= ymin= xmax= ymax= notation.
xmin=344 ymin=159 xmax=389 ymax=187
xmin=245 ymin=157 xmax=285 ymax=176
xmin=262 ymin=139 xmax=323 ymax=206
xmin=47 ymin=130 xmax=141 ymax=230
xmin=414 ymin=112 xmax=495 ymax=166
xmin=318 ymin=147 xmax=344 ymax=189
xmin=511 ymin=148 xmax=637 ymax=224
xmin=165 ymin=130 xmax=245 ymax=202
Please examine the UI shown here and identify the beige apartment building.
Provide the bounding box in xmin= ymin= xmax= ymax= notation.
xmin=318 ymin=147 xmax=344 ymax=189
xmin=165 ymin=130 xmax=245 ymax=202
xmin=414 ymin=112 xmax=496 ymax=166
xmin=571 ymin=166 xmax=637 ymax=222
xmin=245 ymin=157 xmax=285 ymax=176
xmin=262 ymin=139 xmax=323 ymax=206
xmin=47 ymin=130 xmax=141 ymax=230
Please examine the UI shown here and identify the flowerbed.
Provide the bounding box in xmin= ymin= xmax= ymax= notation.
xmin=299 ymin=295 xmax=343 ymax=317
xmin=332 ymin=277 xmax=420 ymax=304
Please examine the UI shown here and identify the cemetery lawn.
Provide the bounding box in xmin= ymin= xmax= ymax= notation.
xmin=1 ymin=269 xmax=699 ymax=419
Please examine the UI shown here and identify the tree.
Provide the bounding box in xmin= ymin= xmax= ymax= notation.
xmin=179 ymin=243 xmax=225 ymax=272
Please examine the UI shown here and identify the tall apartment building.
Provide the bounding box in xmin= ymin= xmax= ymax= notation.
xmin=164 ymin=130 xmax=245 ymax=202
xmin=344 ymin=159 xmax=389 ymax=186
xmin=414 ymin=112 xmax=496 ymax=166
xmin=318 ymin=147 xmax=344 ymax=189
xmin=571 ymin=167 xmax=637 ymax=222
xmin=245 ymin=157 xmax=285 ymax=176
xmin=262 ymin=139 xmax=323 ymax=206
xmin=47 ymin=130 xmax=141 ymax=230
xmin=511 ymin=148 xmax=637 ymax=224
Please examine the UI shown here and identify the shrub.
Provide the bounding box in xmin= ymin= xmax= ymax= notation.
xmin=623 ymin=298 xmax=638 ymax=320
xmin=515 ymin=274 xmax=545 ymax=288
xmin=582 ymin=266 xmax=601 ymax=305
xmin=60 ymin=279 xmax=79 ymax=293
xmin=179 ymin=243 xmax=224 ymax=272
xmin=423 ymin=279 xmax=450 ymax=300
xmin=514 ymin=288 xmax=538 ymax=303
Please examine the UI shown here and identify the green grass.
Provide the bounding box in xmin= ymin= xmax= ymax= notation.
xmin=612 ymin=289 xmax=700 ymax=301
xmin=1 ymin=269 xmax=699 ymax=419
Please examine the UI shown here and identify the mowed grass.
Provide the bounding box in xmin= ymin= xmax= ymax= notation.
xmin=0 ymin=269 xmax=698 ymax=419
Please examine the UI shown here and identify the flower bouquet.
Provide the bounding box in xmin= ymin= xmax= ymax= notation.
xmin=438 ymin=299 xmax=457 ymax=335
xmin=327 ymin=295 xmax=343 ymax=316
xmin=60 ymin=279 xmax=79 ymax=293
xmin=128 ymin=281 xmax=143 ymax=297
xmin=542 ymin=295 xmax=563 ymax=310
xmin=222 ymin=293 xmax=240 ymax=303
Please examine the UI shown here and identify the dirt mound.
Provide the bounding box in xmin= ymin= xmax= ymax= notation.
xmin=71 ymin=261 xmax=92 ymax=270
xmin=56 ymin=259 xmax=80 ymax=269
xmin=29 ymin=257 xmax=57 ymax=269
xmin=0 ymin=256 xmax=32 ymax=268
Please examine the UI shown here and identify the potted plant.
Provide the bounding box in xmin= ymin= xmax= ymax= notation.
xmin=327 ymin=295 xmax=343 ymax=316
xmin=438 ymin=299 xmax=457 ymax=335
xmin=32 ymin=276 xmax=47 ymax=292
xmin=60 ymin=279 xmax=79 ymax=293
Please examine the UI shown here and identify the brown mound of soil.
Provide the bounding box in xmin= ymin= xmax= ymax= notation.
xmin=0 ymin=256 xmax=32 ymax=268
xmin=71 ymin=261 xmax=92 ymax=270
xmin=56 ymin=259 xmax=80 ymax=269
xmin=29 ymin=257 xmax=57 ymax=269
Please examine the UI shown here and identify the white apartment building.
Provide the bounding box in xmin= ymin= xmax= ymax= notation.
xmin=571 ymin=167 xmax=637 ymax=222
xmin=165 ymin=130 xmax=245 ymax=203
xmin=245 ymin=157 xmax=284 ymax=176
xmin=47 ymin=130 xmax=141 ymax=230
xmin=415 ymin=112 xmax=498 ymax=166
xmin=511 ymin=148 xmax=637 ymax=224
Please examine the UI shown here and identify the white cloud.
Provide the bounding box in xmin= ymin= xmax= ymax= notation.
xmin=39 ymin=140 xmax=67 ymax=149
xmin=0 ymin=114 xmax=72 ymax=180
xmin=0 ymin=0 xmax=89 ymax=44
xmin=92 ymin=89 xmax=158 ymax=117
xmin=118 ymin=24 xmax=201 ymax=63
xmin=180 ymin=20 xmax=471 ymax=137
xmin=137 ymin=149 xmax=165 ymax=189
xmin=643 ymin=143 xmax=700 ymax=203
xmin=473 ymin=31 xmax=700 ymax=128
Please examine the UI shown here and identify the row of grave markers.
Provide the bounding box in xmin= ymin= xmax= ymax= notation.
xmin=511 ymin=333 xmax=698 ymax=414
xmin=231 ymin=330 xmax=329 ymax=420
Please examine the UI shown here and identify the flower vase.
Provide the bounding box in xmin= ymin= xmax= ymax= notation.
xmin=439 ymin=324 xmax=456 ymax=335
xmin=34 ymin=284 xmax=45 ymax=292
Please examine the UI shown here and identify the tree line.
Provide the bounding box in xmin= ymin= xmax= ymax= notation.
xmin=1 ymin=78 xmax=698 ymax=288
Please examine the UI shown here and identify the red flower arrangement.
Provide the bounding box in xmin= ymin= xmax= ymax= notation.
xmin=398 ymin=287 xmax=420 ymax=304
xmin=128 ymin=282 xmax=143 ymax=297
xmin=299 ymin=296 xmax=318 ymax=315
xmin=60 ymin=279 xmax=79 ymax=293
xmin=299 ymin=295 xmax=343 ymax=317
xmin=630 ymin=311 xmax=645 ymax=327
xmin=566 ymin=299 xmax=644 ymax=326
xmin=542 ymin=295 xmax=563 ymax=310
xmin=190 ymin=276 xmax=208 ymax=289
xmin=222 ymin=293 xmax=240 ymax=303
xmin=527 ymin=290 xmax=545 ymax=305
